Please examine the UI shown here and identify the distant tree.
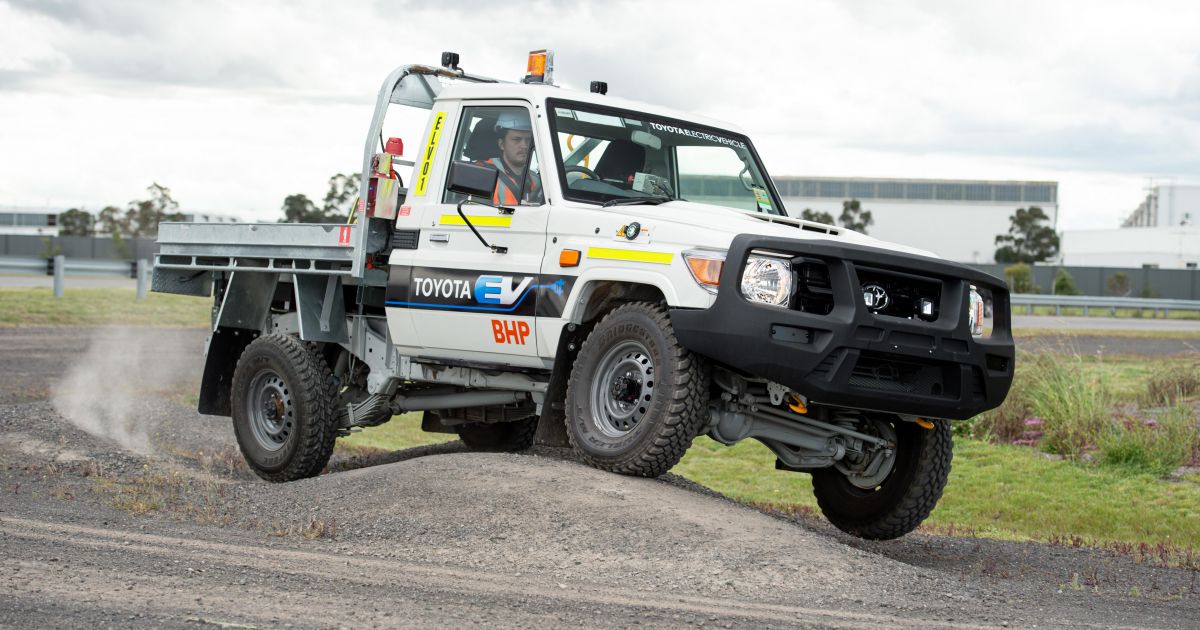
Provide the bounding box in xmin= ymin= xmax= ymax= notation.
xmin=1105 ymin=272 xmax=1131 ymax=297
xmin=994 ymin=206 xmax=1059 ymax=264
xmin=323 ymin=173 xmax=361 ymax=220
xmin=1004 ymin=263 xmax=1037 ymax=294
xmin=279 ymin=194 xmax=332 ymax=223
xmin=838 ymin=199 xmax=873 ymax=234
xmin=279 ymin=172 xmax=361 ymax=223
xmin=801 ymin=208 xmax=835 ymax=224
xmin=58 ymin=208 xmax=94 ymax=236
xmin=125 ymin=182 xmax=183 ymax=237
xmin=1052 ymin=268 xmax=1080 ymax=295
xmin=96 ymin=205 xmax=128 ymax=236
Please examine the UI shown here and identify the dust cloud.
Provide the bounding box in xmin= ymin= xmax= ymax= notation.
xmin=51 ymin=328 xmax=196 ymax=455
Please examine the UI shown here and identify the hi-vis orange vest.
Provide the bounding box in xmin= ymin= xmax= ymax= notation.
xmin=485 ymin=158 xmax=541 ymax=205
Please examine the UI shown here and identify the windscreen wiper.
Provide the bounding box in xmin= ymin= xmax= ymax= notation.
xmin=602 ymin=195 xmax=673 ymax=208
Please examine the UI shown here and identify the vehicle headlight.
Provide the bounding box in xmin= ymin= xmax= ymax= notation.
xmin=740 ymin=255 xmax=793 ymax=307
xmin=967 ymin=286 xmax=984 ymax=336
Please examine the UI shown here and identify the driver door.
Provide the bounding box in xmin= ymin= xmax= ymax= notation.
xmin=386 ymin=103 xmax=551 ymax=368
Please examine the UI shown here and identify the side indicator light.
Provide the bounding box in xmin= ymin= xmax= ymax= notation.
xmin=559 ymin=249 xmax=581 ymax=267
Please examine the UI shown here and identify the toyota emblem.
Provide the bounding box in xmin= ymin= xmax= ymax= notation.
xmin=862 ymin=283 xmax=889 ymax=311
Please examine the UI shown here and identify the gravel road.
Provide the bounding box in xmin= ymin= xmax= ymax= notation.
xmin=1 ymin=326 xmax=1197 ymax=628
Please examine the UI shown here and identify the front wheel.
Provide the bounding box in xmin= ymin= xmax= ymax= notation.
xmin=811 ymin=418 xmax=952 ymax=540
xmin=565 ymin=302 xmax=708 ymax=477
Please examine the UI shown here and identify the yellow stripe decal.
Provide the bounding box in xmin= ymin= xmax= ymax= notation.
xmin=586 ymin=247 xmax=674 ymax=265
xmin=413 ymin=111 xmax=446 ymax=196
xmin=439 ymin=214 xmax=513 ymax=228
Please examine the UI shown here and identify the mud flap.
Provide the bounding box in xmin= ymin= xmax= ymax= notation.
xmin=198 ymin=327 xmax=258 ymax=416
xmin=533 ymin=322 xmax=592 ymax=447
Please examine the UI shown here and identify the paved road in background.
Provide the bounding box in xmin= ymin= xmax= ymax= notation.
xmin=1012 ymin=315 xmax=1200 ymax=332
xmin=0 ymin=273 xmax=135 ymax=289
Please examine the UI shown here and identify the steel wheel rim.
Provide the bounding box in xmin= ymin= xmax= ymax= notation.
xmin=589 ymin=340 xmax=655 ymax=438
xmin=246 ymin=368 xmax=293 ymax=452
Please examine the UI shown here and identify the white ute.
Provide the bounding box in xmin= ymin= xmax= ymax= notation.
xmin=154 ymin=51 xmax=1014 ymax=539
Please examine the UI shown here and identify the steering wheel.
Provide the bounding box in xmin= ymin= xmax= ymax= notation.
xmin=564 ymin=164 xmax=600 ymax=180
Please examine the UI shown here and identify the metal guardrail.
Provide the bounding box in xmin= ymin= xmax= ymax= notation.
xmin=0 ymin=255 xmax=152 ymax=300
xmin=1009 ymin=293 xmax=1200 ymax=316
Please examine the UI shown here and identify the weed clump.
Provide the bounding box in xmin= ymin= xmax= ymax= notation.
xmin=1146 ymin=365 xmax=1200 ymax=405
xmin=1100 ymin=405 xmax=1199 ymax=476
xmin=1024 ymin=353 xmax=1111 ymax=458
xmin=973 ymin=353 xmax=1110 ymax=458
xmin=966 ymin=350 xmax=1200 ymax=477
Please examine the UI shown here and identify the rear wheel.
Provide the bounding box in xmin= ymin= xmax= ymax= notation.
xmin=457 ymin=417 xmax=538 ymax=452
xmin=231 ymin=334 xmax=338 ymax=482
xmin=565 ymin=302 xmax=708 ymax=477
xmin=811 ymin=418 xmax=952 ymax=540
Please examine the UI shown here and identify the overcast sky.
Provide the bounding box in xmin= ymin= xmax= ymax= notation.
xmin=2 ymin=0 xmax=1198 ymax=229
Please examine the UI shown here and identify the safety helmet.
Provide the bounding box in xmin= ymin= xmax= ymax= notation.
xmin=494 ymin=112 xmax=533 ymax=133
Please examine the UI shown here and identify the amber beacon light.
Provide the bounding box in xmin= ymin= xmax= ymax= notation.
xmin=524 ymin=49 xmax=554 ymax=84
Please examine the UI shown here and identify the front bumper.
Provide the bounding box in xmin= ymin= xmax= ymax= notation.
xmin=669 ymin=235 xmax=1014 ymax=420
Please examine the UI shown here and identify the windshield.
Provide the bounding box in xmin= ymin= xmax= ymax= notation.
xmin=547 ymin=99 xmax=783 ymax=214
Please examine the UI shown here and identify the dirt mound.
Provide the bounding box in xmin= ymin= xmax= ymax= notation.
xmin=233 ymin=450 xmax=958 ymax=609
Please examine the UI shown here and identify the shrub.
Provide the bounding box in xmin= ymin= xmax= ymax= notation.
xmin=1099 ymin=405 xmax=1199 ymax=476
xmin=1053 ymin=268 xmax=1081 ymax=295
xmin=1146 ymin=364 xmax=1200 ymax=405
xmin=1106 ymin=272 xmax=1130 ymax=297
xmin=1025 ymin=353 xmax=1111 ymax=458
xmin=1004 ymin=263 xmax=1037 ymax=294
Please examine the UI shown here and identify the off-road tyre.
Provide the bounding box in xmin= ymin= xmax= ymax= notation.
xmin=231 ymin=334 xmax=338 ymax=483
xmin=811 ymin=418 xmax=952 ymax=540
xmin=564 ymin=302 xmax=708 ymax=477
xmin=457 ymin=416 xmax=538 ymax=452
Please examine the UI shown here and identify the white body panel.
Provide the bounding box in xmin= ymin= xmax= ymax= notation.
xmin=381 ymin=79 xmax=939 ymax=368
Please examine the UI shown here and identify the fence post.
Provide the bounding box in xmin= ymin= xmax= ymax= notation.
xmin=1083 ymin=305 xmax=1089 ymax=317
xmin=136 ymin=258 xmax=148 ymax=301
xmin=53 ymin=255 xmax=65 ymax=298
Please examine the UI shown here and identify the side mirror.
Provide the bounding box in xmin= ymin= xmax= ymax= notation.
xmin=447 ymin=161 xmax=498 ymax=200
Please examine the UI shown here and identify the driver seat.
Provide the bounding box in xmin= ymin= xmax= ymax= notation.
xmin=463 ymin=116 xmax=500 ymax=162
xmin=594 ymin=140 xmax=646 ymax=183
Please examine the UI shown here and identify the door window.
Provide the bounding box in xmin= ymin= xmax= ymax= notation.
xmin=443 ymin=106 xmax=544 ymax=206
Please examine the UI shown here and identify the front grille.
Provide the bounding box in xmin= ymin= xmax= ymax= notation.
xmin=793 ymin=258 xmax=833 ymax=315
xmin=857 ymin=267 xmax=941 ymax=322
xmin=848 ymin=352 xmax=952 ymax=397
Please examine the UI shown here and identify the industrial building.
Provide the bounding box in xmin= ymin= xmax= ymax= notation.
xmin=0 ymin=206 xmax=60 ymax=237
xmin=773 ymin=176 xmax=1059 ymax=263
xmin=1061 ymin=183 xmax=1199 ymax=269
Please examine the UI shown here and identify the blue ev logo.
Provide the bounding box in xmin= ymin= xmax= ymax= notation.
xmin=474 ymin=275 xmax=535 ymax=306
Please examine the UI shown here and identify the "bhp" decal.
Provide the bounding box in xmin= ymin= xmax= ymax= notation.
xmin=491 ymin=319 xmax=530 ymax=346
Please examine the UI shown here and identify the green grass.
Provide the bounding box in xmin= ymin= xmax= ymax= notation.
xmin=345 ymin=419 xmax=1200 ymax=548
xmin=341 ymin=413 xmax=454 ymax=451
xmin=0 ymin=287 xmax=210 ymax=327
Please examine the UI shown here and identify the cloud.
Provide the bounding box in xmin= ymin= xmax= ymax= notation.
xmin=1 ymin=0 xmax=1198 ymax=230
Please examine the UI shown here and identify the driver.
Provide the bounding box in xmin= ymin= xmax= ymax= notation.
xmin=484 ymin=112 xmax=543 ymax=205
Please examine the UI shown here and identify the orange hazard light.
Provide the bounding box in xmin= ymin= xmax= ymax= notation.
xmin=525 ymin=49 xmax=554 ymax=84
